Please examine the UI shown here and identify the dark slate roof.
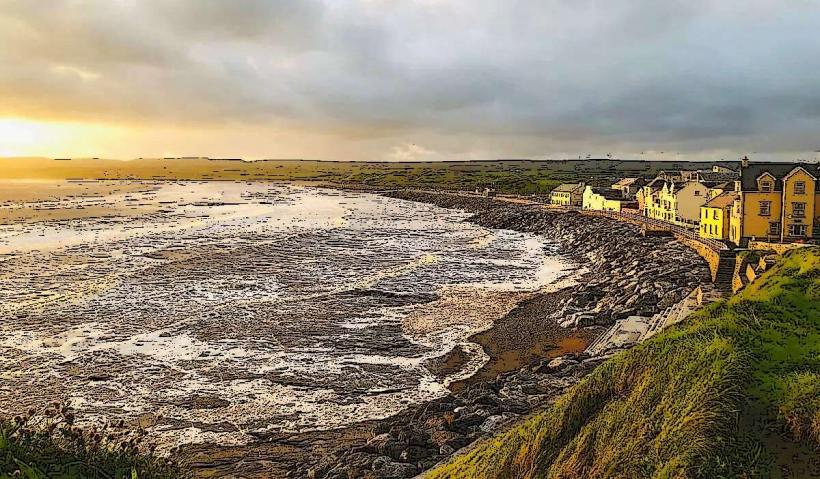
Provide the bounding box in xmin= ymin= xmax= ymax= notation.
xmin=552 ymin=182 xmax=584 ymax=193
xmin=739 ymin=162 xmax=820 ymax=191
xmin=697 ymin=171 xmax=738 ymax=183
xmin=591 ymin=187 xmax=626 ymax=200
xmin=644 ymin=177 xmax=666 ymax=192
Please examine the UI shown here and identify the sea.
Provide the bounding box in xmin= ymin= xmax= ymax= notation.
xmin=0 ymin=182 xmax=573 ymax=448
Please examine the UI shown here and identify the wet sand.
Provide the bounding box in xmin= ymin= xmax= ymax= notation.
xmin=184 ymin=288 xmax=592 ymax=477
xmin=446 ymin=288 xmax=599 ymax=391
xmin=0 ymin=180 xmax=159 ymax=224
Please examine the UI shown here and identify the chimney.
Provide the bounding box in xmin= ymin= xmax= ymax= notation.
xmin=741 ymin=155 xmax=750 ymax=168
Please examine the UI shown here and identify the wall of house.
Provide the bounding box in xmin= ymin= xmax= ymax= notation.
xmin=636 ymin=190 xmax=647 ymax=212
xmin=582 ymin=188 xmax=604 ymax=211
xmin=648 ymin=186 xmax=674 ymax=222
xmin=699 ymin=207 xmax=727 ymax=240
xmin=816 ymin=192 xmax=820 ymax=223
xmin=730 ymin=198 xmax=743 ymax=245
xmin=550 ymin=192 xmax=570 ymax=206
xmin=675 ymin=183 xmax=709 ymax=224
xmin=604 ymin=199 xmax=623 ymax=212
xmin=782 ymin=169 xmax=816 ymax=239
xmin=741 ymin=191 xmax=782 ymax=241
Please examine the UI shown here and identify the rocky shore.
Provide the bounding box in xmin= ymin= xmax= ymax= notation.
xmin=292 ymin=191 xmax=711 ymax=479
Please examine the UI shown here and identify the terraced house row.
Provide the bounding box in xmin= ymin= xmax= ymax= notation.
xmin=549 ymin=157 xmax=820 ymax=247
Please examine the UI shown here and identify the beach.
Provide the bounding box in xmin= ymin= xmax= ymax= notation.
xmin=0 ymin=182 xmax=711 ymax=478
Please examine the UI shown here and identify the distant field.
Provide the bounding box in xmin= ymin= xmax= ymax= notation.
xmin=0 ymin=157 xmax=732 ymax=194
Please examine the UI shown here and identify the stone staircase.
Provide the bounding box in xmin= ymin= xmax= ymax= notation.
xmin=585 ymin=284 xmax=719 ymax=356
xmin=713 ymin=250 xmax=736 ymax=294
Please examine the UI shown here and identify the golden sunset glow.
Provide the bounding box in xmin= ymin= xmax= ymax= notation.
xmin=0 ymin=118 xmax=127 ymax=158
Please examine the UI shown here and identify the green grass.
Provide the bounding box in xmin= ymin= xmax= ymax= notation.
xmin=1 ymin=157 xmax=729 ymax=194
xmin=0 ymin=404 xmax=187 ymax=479
xmin=426 ymin=247 xmax=820 ymax=479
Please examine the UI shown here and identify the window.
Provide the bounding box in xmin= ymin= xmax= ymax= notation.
xmin=794 ymin=181 xmax=806 ymax=195
xmin=768 ymin=222 xmax=780 ymax=236
xmin=713 ymin=210 xmax=718 ymax=220
xmin=788 ymin=224 xmax=807 ymax=237
xmin=694 ymin=190 xmax=701 ymax=196
xmin=759 ymin=201 xmax=771 ymax=216
xmin=760 ymin=181 xmax=773 ymax=192
xmin=792 ymin=202 xmax=806 ymax=218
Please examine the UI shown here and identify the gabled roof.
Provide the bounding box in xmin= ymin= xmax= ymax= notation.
xmin=552 ymin=182 xmax=584 ymax=193
xmin=589 ymin=186 xmax=625 ymax=201
xmin=643 ymin=177 xmax=666 ymax=192
xmin=739 ymin=162 xmax=820 ymax=191
xmin=703 ymin=191 xmax=738 ymax=209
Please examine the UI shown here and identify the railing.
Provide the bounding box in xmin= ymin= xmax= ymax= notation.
xmin=541 ymin=197 xmax=726 ymax=252
xmin=564 ymin=206 xmax=729 ymax=252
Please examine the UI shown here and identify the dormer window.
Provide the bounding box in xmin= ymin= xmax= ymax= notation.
xmin=760 ymin=181 xmax=773 ymax=192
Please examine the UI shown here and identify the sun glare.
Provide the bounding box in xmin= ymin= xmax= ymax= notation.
xmin=0 ymin=118 xmax=123 ymax=157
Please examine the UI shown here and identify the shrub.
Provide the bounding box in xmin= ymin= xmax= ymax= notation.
xmin=0 ymin=403 xmax=187 ymax=479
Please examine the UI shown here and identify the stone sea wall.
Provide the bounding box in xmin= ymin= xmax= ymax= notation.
xmin=298 ymin=191 xmax=711 ymax=479
xmin=390 ymin=191 xmax=710 ymax=328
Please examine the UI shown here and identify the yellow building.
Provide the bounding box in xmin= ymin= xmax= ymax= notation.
xmin=582 ymin=186 xmax=634 ymax=212
xmin=549 ymin=183 xmax=584 ymax=207
xmin=645 ymin=180 xmax=708 ymax=225
xmin=729 ymin=160 xmax=820 ymax=246
xmin=699 ymin=192 xmax=737 ymax=240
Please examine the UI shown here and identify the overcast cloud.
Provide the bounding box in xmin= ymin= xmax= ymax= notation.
xmin=1 ymin=0 xmax=819 ymax=161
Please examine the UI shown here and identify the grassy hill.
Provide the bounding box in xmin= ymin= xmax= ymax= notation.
xmin=426 ymin=247 xmax=820 ymax=479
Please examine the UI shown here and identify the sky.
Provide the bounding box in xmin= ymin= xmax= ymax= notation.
xmin=1 ymin=0 xmax=820 ymax=162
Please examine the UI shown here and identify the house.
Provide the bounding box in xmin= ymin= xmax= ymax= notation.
xmin=610 ymin=177 xmax=646 ymax=199
xmin=549 ymin=182 xmax=585 ymax=207
xmin=729 ymin=159 xmax=820 ymax=246
xmin=645 ymin=180 xmax=709 ymax=226
xmin=699 ymin=192 xmax=738 ymax=241
xmin=637 ymin=177 xmax=665 ymax=215
xmin=582 ymin=186 xmax=635 ymax=212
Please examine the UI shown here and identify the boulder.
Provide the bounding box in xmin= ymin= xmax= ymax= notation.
xmin=479 ymin=415 xmax=506 ymax=433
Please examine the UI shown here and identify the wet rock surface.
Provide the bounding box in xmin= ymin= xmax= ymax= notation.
xmin=293 ymin=191 xmax=711 ymax=479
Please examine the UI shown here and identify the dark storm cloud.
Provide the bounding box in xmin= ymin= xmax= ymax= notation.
xmin=1 ymin=0 xmax=819 ymax=157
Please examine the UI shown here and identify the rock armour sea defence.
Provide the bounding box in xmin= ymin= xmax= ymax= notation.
xmin=297 ymin=190 xmax=710 ymax=479
xmin=388 ymin=191 xmax=709 ymax=328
